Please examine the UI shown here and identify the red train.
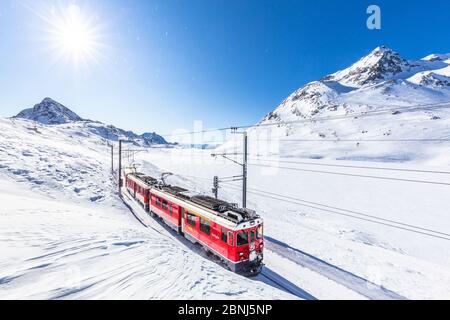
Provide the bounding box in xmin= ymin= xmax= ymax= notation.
xmin=124 ymin=170 xmax=264 ymax=276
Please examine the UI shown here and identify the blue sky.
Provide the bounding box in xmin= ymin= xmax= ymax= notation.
xmin=0 ymin=0 xmax=449 ymax=136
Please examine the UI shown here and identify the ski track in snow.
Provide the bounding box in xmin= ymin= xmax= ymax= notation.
xmin=0 ymin=182 xmax=294 ymax=300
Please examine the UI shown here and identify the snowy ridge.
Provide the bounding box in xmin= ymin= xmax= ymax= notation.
xmin=14 ymin=98 xmax=167 ymax=146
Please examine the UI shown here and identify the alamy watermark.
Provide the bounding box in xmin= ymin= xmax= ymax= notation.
xmin=367 ymin=5 xmax=381 ymax=30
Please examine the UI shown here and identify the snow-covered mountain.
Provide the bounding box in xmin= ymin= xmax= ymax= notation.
xmin=14 ymin=98 xmax=167 ymax=146
xmin=15 ymin=97 xmax=83 ymax=124
xmin=219 ymin=46 xmax=450 ymax=164
xmin=140 ymin=132 xmax=168 ymax=144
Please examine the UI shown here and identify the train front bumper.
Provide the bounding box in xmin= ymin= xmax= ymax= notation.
xmin=230 ymin=252 xmax=263 ymax=277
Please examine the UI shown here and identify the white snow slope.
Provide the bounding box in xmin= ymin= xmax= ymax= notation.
xmin=0 ymin=117 xmax=295 ymax=300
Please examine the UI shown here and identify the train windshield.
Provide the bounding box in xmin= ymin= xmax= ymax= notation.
xmin=250 ymin=230 xmax=255 ymax=242
xmin=236 ymin=231 xmax=249 ymax=246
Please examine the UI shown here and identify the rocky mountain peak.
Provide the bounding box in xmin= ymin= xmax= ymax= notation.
xmin=326 ymin=46 xmax=410 ymax=86
xmin=14 ymin=98 xmax=84 ymax=125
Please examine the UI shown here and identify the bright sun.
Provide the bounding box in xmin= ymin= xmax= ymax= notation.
xmin=50 ymin=4 xmax=101 ymax=67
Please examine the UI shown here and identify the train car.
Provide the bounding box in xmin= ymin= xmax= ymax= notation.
xmin=125 ymin=172 xmax=156 ymax=212
xmin=124 ymin=171 xmax=264 ymax=276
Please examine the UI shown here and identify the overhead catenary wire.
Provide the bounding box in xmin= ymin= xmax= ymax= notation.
xmin=171 ymin=172 xmax=450 ymax=239
xmin=250 ymin=102 xmax=450 ymax=131
xmin=179 ymin=138 xmax=450 ymax=146
xmin=161 ymin=101 xmax=450 ymax=138
xmin=153 ymin=171 xmax=450 ymax=241
xmin=220 ymin=182 xmax=450 ymax=241
xmin=220 ymin=182 xmax=450 ymax=238
xmin=248 ymin=163 xmax=450 ymax=186
xmin=141 ymin=151 xmax=450 ymax=177
xmin=247 ymin=157 xmax=450 ymax=175
xmin=176 ymin=173 xmax=212 ymax=181
xmin=252 ymin=138 xmax=450 ymax=142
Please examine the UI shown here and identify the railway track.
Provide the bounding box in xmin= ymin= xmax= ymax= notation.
xmin=265 ymin=237 xmax=406 ymax=300
xmin=259 ymin=268 xmax=317 ymax=300
xmin=121 ymin=184 xmax=407 ymax=300
xmin=118 ymin=176 xmax=405 ymax=300
xmin=120 ymin=187 xmax=317 ymax=299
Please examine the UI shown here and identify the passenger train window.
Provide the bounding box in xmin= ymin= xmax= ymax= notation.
xmin=156 ymin=197 xmax=161 ymax=207
xmin=186 ymin=213 xmax=196 ymax=227
xmin=256 ymin=225 xmax=263 ymax=239
xmin=227 ymin=232 xmax=234 ymax=246
xmin=162 ymin=200 xmax=168 ymax=210
xmin=200 ymin=218 xmax=210 ymax=235
xmin=236 ymin=231 xmax=249 ymax=246
xmin=221 ymin=229 xmax=228 ymax=243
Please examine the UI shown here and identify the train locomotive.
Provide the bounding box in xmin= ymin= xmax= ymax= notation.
xmin=123 ymin=170 xmax=264 ymax=276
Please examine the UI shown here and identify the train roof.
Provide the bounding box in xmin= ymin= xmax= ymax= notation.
xmin=127 ymin=172 xmax=259 ymax=225
xmin=156 ymin=184 xmax=258 ymax=224
xmin=128 ymin=172 xmax=158 ymax=187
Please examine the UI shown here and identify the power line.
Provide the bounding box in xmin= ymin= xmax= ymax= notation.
xmin=220 ymin=183 xmax=450 ymax=241
xmin=248 ymin=158 xmax=450 ymax=175
xmin=248 ymin=163 xmax=450 ymax=186
xmin=161 ymin=101 xmax=450 ymax=138
xmin=165 ymin=172 xmax=450 ymax=240
xmin=164 ymin=163 xmax=450 ymax=197
xmin=250 ymin=102 xmax=450 ymax=131
xmin=252 ymin=138 xmax=450 ymax=142
xmin=171 ymin=153 xmax=450 ymax=176
xmin=176 ymin=173 xmax=212 ymax=181
xmin=170 ymin=138 xmax=450 ymax=146
xmin=221 ymin=182 xmax=450 ymax=237
xmin=162 ymin=127 xmax=234 ymax=138
xmin=173 ymin=172 xmax=450 ymax=237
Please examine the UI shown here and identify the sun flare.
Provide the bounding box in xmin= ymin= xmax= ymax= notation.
xmin=46 ymin=4 xmax=103 ymax=68
xmin=58 ymin=21 xmax=92 ymax=55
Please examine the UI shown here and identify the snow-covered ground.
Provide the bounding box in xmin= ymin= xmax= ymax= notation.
xmin=2 ymin=115 xmax=450 ymax=299
xmin=0 ymin=117 xmax=297 ymax=300
xmin=2 ymin=46 xmax=450 ymax=299
xmin=132 ymin=148 xmax=450 ymax=300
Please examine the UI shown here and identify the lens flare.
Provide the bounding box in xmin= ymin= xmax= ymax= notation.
xmin=24 ymin=2 xmax=106 ymax=72
xmin=52 ymin=4 xmax=100 ymax=66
